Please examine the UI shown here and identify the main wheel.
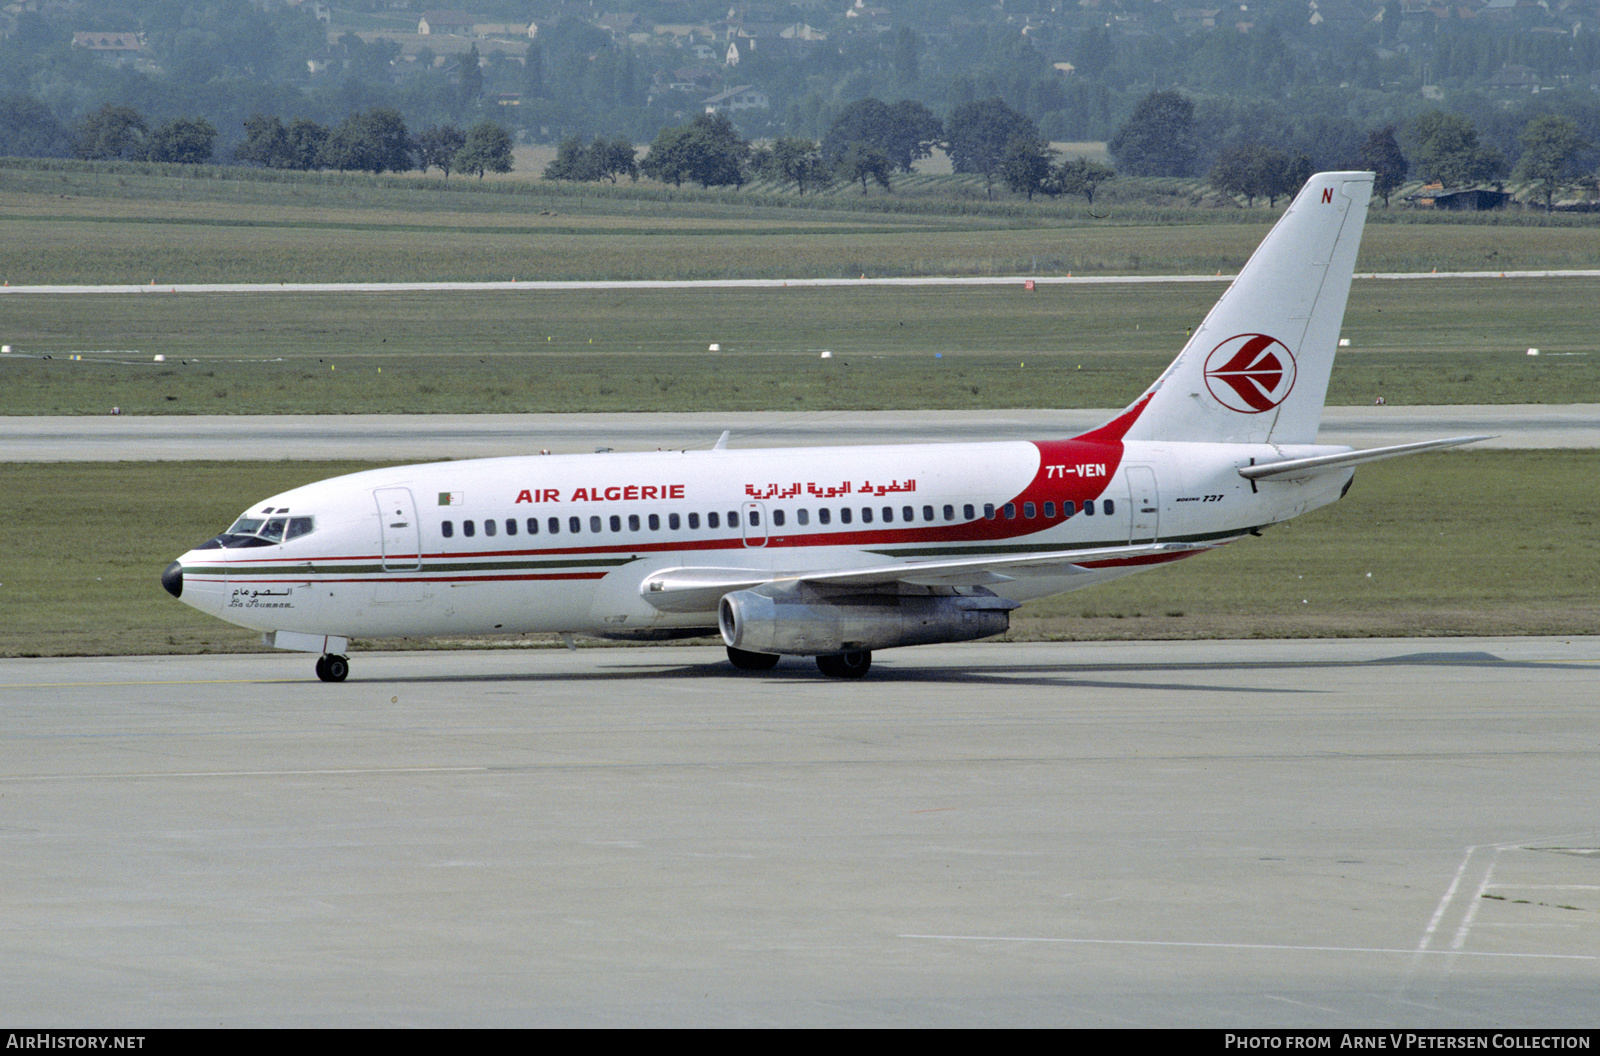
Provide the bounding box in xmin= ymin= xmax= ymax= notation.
xmin=815 ymin=650 xmax=871 ymax=679
xmin=726 ymin=646 xmax=780 ymax=671
xmin=316 ymin=654 xmax=350 ymax=682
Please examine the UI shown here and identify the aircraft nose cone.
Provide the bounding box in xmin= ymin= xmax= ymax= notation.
xmin=161 ymin=560 xmax=183 ymax=599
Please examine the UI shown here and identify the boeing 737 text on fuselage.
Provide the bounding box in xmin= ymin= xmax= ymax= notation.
xmin=162 ymin=172 xmax=1486 ymax=681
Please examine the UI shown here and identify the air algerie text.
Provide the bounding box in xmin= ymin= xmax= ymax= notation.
xmin=515 ymin=485 xmax=687 ymax=503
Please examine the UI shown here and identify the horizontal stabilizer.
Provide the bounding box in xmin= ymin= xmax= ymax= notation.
xmin=1239 ymin=435 xmax=1493 ymax=481
xmin=641 ymin=542 xmax=1212 ymax=612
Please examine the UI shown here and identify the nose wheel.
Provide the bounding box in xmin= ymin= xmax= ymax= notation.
xmin=314 ymin=654 xmax=350 ymax=682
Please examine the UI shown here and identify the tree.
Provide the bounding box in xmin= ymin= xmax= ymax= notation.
xmin=146 ymin=117 xmax=217 ymax=164
xmin=1050 ymin=156 xmax=1115 ymax=205
xmin=1516 ymin=115 xmax=1588 ymax=212
xmin=0 ymin=95 xmax=72 ymax=158
xmin=1410 ymin=111 xmax=1505 ymax=188
xmin=595 ymin=136 xmax=638 ymax=183
xmin=640 ymin=113 xmax=749 ymax=190
xmin=543 ymin=135 xmax=637 ymax=183
xmin=946 ymin=98 xmax=1039 ymax=197
xmin=821 ymin=98 xmax=939 ymax=174
xmin=234 ymin=114 xmax=291 ymax=168
xmin=73 ymin=104 xmax=147 ymax=161
xmin=319 ymin=108 xmax=414 ymax=174
xmin=821 ymin=99 xmax=892 ymax=169
xmin=283 ymin=119 xmax=328 ymax=171
xmin=885 ymin=100 xmax=943 ymax=174
xmin=1108 ymin=90 xmax=1197 ymax=177
xmin=764 ymin=137 xmax=830 ymax=195
xmin=544 ymin=134 xmax=598 ymax=180
xmin=454 ymin=121 xmax=513 ymax=179
xmin=1210 ymin=144 xmax=1309 ymax=207
xmin=417 ymin=124 xmax=467 ymax=178
xmin=835 ymin=143 xmax=892 ymax=194
xmin=1360 ymin=126 xmax=1408 ymax=207
xmin=459 ymin=44 xmax=484 ymax=110
xmin=1001 ymin=135 xmax=1056 ymax=200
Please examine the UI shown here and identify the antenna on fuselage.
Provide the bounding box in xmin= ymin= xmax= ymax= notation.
xmin=712 ymin=430 xmax=730 ymax=452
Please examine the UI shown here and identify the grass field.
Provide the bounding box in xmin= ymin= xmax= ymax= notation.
xmin=1 ymin=452 xmax=1593 ymax=659
xmin=4 ymin=160 xmax=1600 ymax=285
xmin=2 ymin=276 xmax=1595 ymax=413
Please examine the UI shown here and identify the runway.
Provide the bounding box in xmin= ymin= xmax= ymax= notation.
xmin=2 ymin=637 xmax=1596 ymax=1027
xmin=3 ymin=404 xmax=1597 ymax=461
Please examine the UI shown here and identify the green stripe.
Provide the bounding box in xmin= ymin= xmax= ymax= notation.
xmin=189 ymin=556 xmax=634 ymax=576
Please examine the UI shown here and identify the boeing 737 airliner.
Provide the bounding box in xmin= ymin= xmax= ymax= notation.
xmin=162 ymin=171 xmax=1486 ymax=680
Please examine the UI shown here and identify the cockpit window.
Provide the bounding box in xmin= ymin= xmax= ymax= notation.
xmin=199 ymin=514 xmax=315 ymax=549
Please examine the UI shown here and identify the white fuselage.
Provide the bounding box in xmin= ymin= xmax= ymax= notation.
xmin=171 ymin=435 xmax=1352 ymax=642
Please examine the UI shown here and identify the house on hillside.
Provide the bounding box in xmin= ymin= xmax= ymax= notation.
xmin=418 ymin=10 xmax=476 ymax=36
xmin=703 ymin=85 xmax=770 ymax=114
xmin=71 ymin=31 xmax=145 ymax=52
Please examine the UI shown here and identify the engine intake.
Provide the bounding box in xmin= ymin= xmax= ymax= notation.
xmin=719 ymin=583 xmax=1018 ymax=656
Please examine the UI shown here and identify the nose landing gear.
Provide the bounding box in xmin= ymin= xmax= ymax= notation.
xmin=314 ymin=654 xmax=350 ymax=682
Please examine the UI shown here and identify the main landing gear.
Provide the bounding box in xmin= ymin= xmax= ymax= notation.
xmin=314 ymin=653 xmax=350 ymax=683
xmin=726 ymin=646 xmax=780 ymax=670
xmin=815 ymin=650 xmax=871 ymax=679
xmin=724 ymin=646 xmax=873 ymax=678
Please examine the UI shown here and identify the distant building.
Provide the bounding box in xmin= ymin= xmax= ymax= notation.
xmin=1406 ymin=185 xmax=1513 ymax=210
xmin=71 ymin=31 xmax=144 ymax=52
xmin=703 ymin=85 xmax=770 ymax=114
xmin=418 ymin=10 xmax=476 ymax=36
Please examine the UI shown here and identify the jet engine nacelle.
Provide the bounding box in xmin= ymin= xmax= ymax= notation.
xmin=718 ymin=584 xmax=1019 ymax=656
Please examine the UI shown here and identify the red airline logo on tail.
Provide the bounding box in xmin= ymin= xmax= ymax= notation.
xmin=1203 ymin=334 xmax=1297 ymax=413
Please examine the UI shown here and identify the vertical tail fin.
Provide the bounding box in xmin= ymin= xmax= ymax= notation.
xmin=1112 ymin=171 xmax=1374 ymax=446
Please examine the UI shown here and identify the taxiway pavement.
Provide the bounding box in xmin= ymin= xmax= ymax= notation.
xmin=2 ymin=637 xmax=1596 ymax=1027
xmin=3 ymin=405 xmax=1597 ymax=461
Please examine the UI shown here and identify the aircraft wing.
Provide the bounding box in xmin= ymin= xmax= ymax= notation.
xmin=640 ymin=541 xmax=1213 ymax=613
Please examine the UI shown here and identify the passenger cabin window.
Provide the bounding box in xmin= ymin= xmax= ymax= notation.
xmin=442 ymin=520 xmax=454 ymax=538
